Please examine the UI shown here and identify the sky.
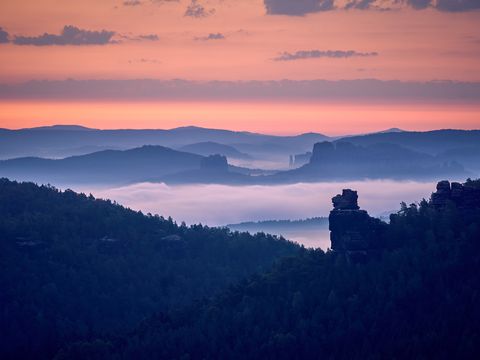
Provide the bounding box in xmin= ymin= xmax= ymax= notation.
xmin=0 ymin=0 xmax=479 ymax=134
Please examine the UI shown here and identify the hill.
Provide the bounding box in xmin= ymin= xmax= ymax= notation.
xmin=337 ymin=129 xmax=480 ymax=156
xmin=64 ymin=179 xmax=480 ymax=359
xmin=0 ymin=145 xmax=205 ymax=185
xmin=178 ymin=141 xmax=253 ymax=160
xmin=0 ymin=125 xmax=330 ymax=165
xmin=0 ymin=148 xmax=262 ymax=186
xmin=1 ymin=141 xmax=469 ymax=187
xmin=268 ymin=141 xmax=470 ymax=183
xmin=0 ymin=178 xmax=300 ymax=359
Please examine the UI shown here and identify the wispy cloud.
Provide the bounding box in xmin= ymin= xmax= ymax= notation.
xmin=120 ymin=33 xmax=160 ymax=41
xmin=184 ymin=0 xmax=215 ymax=18
xmin=345 ymin=0 xmax=378 ymax=10
xmin=123 ymin=0 xmax=142 ymax=6
xmin=128 ymin=58 xmax=162 ymax=64
xmin=125 ymin=0 xmax=181 ymax=6
xmin=264 ymin=0 xmax=335 ymax=16
xmin=194 ymin=33 xmax=225 ymax=41
xmin=0 ymin=27 xmax=9 ymax=43
xmin=13 ymin=25 xmax=116 ymax=46
xmin=4 ymin=26 xmax=159 ymax=46
xmin=405 ymin=0 xmax=431 ymax=10
xmin=273 ymin=50 xmax=378 ymax=61
xmin=263 ymin=0 xmax=480 ymax=15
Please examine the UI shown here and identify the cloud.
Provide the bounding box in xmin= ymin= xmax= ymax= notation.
xmin=122 ymin=0 xmax=181 ymax=6
xmin=13 ymin=25 xmax=116 ymax=46
xmin=195 ymin=33 xmax=225 ymax=41
xmin=400 ymin=0 xmax=480 ymax=11
xmin=263 ymin=0 xmax=480 ymax=14
xmin=264 ymin=0 xmax=335 ymax=15
xmin=139 ymin=34 xmax=159 ymax=41
xmin=0 ymin=27 xmax=9 ymax=43
xmin=128 ymin=58 xmax=162 ymax=64
xmin=273 ymin=50 xmax=378 ymax=61
xmin=117 ymin=32 xmax=160 ymax=42
xmin=123 ymin=0 xmax=142 ymax=5
xmin=1 ymin=79 xmax=479 ymax=103
xmin=435 ymin=0 xmax=480 ymax=12
xmin=184 ymin=0 xmax=215 ymax=18
xmin=345 ymin=0 xmax=377 ymax=10
xmin=406 ymin=0 xmax=432 ymax=9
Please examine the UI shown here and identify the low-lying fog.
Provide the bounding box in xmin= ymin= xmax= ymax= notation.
xmin=77 ymin=180 xmax=436 ymax=249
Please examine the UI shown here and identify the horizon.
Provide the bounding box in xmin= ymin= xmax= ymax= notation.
xmin=1 ymin=101 xmax=479 ymax=135
xmin=2 ymin=122 xmax=480 ymax=138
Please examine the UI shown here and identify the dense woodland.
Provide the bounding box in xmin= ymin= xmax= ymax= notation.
xmin=2 ymin=178 xmax=480 ymax=359
xmin=0 ymin=179 xmax=299 ymax=359
xmin=56 ymin=179 xmax=480 ymax=359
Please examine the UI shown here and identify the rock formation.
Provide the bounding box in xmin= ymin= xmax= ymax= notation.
xmin=329 ymin=180 xmax=479 ymax=262
xmin=329 ymin=189 xmax=386 ymax=262
xmin=431 ymin=180 xmax=480 ymax=210
xmin=309 ymin=141 xmax=335 ymax=164
xmin=332 ymin=189 xmax=360 ymax=210
xmin=200 ymin=154 xmax=229 ymax=172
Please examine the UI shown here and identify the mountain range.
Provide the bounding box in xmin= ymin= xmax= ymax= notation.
xmin=0 ymin=126 xmax=478 ymax=185
xmin=0 ymin=125 xmax=330 ymax=165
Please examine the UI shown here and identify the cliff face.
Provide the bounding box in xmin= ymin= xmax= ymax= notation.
xmin=304 ymin=141 xmax=466 ymax=181
xmin=329 ymin=189 xmax=387 ymax=262
xmin=329 ymin=180 xmax=480 ymax=263
xmin=431 ymin=180 xmax=480 ymax=210
xmin=200 ymin=154 xmax=229 ymax=172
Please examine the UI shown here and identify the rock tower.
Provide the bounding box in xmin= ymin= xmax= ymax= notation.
xmin=329 ymin=189 xmax=386 ymax=262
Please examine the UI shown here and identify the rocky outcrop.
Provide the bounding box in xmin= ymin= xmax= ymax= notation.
xmin=329 ymin=180 xmax=479 ymax=262
xmin=309 ymin=141 xmax=335 ymax=164
xmin=289 ymin=152 xmax=312 ymax=168
xmin=332 ymin=189 xmax=359 ymax=210
xmin=200 ymin=154 xmax=229 ymax=172
xmin=431 ymin=180 xmax=480 ymax=210
xmin=329 ymin=189 xmax=386 ymax=262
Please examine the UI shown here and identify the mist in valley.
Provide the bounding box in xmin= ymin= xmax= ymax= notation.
xmin=78 ymin=180 xmax=437 ymax=249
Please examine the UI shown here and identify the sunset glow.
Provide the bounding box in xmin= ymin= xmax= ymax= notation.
xmin=1 ymin=100 xmax=479 ymax=135
xmin=1 ymin=0 xmax=479 ymax=132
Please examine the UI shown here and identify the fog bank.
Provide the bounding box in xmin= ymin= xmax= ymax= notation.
xmin=79 ymin=180 xmax=435 ymax=227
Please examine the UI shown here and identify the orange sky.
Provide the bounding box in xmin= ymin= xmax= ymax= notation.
xmin=0 ymin=0 xmax=479 ymax=133
xmin=1 ymin=100 xmax=479 ymax=135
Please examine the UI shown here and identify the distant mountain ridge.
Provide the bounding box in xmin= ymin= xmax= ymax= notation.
xmin=0 ymin=139 xmax=477 ymax=186
xmin=178 ymin=141 xmax=253 ymax=160
xmin=0 ymin=145 xmax=205 ymax=185
xmin=0 ymin=125 xmax=330 ymax=162
xmin=269 ymin=140 xmax=471 ymax=183
xmin=21 ymin=125 xmax=94 ymax=131
xmin=0 ymin=126 xmax=478 ymax=185
xmin=337 ymin=129 xmax=480 ymax=155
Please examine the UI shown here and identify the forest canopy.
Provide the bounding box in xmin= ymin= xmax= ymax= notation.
xmin=0 ymin=178 xmax=299 ymax=359
xmin=57 ymin=179 xmax=480 ymax=359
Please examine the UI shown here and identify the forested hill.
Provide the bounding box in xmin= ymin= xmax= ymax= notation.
xmin=61 ymin=179 xmax=480 ymax=359
xmin=0 ymin=178 xmax=300 ymax=360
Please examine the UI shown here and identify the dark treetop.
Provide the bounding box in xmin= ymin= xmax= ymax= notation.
xmin=56 ymin=179 xmax=480 ymax=359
